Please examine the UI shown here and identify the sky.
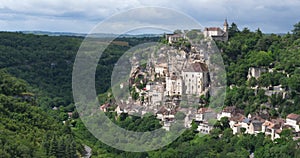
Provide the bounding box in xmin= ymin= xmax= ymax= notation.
xmin=1 ymin=0 xmax=300 ymax=34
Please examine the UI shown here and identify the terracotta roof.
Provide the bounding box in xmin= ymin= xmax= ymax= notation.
xmin=157 ymin=63 xmax=168 ymax=68
xmin=276 ymin=129 xmax=282 ymax=134
xmin=157 ymin=106 xmax=168 ymax=114
xmin=263 ymin=121 xmax=273 ymax=128
xmin=271 ymin=118 xmax=285 ymax=126
xmin=263 ymin=119 xmax=283 ymax=129
xmin=287 ymin=113 xmax=300 ymax=120
xmin=223 ymin=106 xmax=236 ymax=113
xmin=198 ymin=107 xmax=213 ymax=114
xmin=100 ymin=103 xmax=110 ymax=109
xmin=230 ymin=113 xmax=245 ymax=122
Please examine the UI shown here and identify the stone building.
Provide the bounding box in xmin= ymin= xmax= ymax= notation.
xmin=203 ymin=19 xmax=229 ymax=41
xmin=285 ymin=113 xmax=300 ymax=132
xmin=165 ymin=75 xmax=183 ymax=96
xmin=182 ymin=62 xmax=209 ymax=96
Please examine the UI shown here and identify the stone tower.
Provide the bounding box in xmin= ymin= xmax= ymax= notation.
xmin=223 ymin=18 xmax=229 ymax=32
xmin=223 ymin=19 xmax=229 ymax=41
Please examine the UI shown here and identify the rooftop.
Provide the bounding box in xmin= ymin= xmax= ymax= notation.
xmin=183 ymin=62 xmax=208 ymax=72
xmin=287 ymin=113 xmax=300 ymax=120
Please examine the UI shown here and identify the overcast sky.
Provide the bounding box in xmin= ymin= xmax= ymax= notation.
xmin=1 ymin=0 xmax=300 ymax=34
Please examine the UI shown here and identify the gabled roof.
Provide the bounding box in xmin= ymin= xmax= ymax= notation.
xmin=197 ymin=107 xmax=213 ymax=114
xmin=287 ymin=113 xmax=300 ymax=120
xmin=183 ymin=62 xmax=208 ymax=72
xmin=157 ymin=106 xmax=168 ymax=114
xmin=100 ymin=103 xmax=110 ymax=110
xmin=230 ymin=113 xmax=245 ymax=122
xmin=242 ymin=118 xmax=251 ymax=124
xmin=252 ymin=120 xmax=263 ymax=131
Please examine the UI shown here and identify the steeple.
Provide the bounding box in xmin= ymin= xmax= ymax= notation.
xmin=223 ymin=18 xmax=228 ymax=32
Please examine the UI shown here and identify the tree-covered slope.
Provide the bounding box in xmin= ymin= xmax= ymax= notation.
xmin=0 ymin=70 xmax=83 ymax=157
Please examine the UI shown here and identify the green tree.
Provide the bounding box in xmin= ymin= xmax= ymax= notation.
xmin=228 ymin=22 xmax=239 ymax=38
xmin=292 ymin=21 xmax=300 ymax=38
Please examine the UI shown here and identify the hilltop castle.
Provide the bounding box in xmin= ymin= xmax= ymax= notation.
xmin=203 ymin=19 xmax=229 ymax=41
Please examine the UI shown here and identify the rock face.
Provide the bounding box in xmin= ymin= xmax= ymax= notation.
xmin=247 ymin=67 xmax=266 ymax=80
xmin=83 ymin=145 xmax=92 ymax=158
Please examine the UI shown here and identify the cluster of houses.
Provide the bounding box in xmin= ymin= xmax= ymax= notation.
xmin=99 ymin=25 xmax=221 ymax=130
xmin=126 ymin=45 xmax=210 ymax=130
xmin=100 ymin=20 xmax=230 ymax=131
xmin=98 ymin=20 xmax=300 ymax=141
xmin=195 ymin=106 xmax=300 ymax=140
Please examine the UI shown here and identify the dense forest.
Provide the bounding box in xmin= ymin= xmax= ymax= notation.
xmin=0 ymin=70 xmax=83 ymax=157
xmin=0 ymin=22 xmax=300 ymax=157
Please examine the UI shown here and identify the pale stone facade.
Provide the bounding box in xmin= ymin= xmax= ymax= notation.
xmin=203 ymin=19 xmax=229 ymax=41
xmin=285 ymin=113 xmax=300 ymax=132
xmin=182 ymin=62 xmax=208 ymax=96
xmin=165 ymin=75 xmax=183 ymax=96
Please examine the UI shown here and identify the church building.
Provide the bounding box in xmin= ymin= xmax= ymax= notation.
xmin=203 ymin=19 xmax=229 ymax=41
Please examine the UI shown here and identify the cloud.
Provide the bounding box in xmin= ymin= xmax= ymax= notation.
xmin=0 ymin=0 xmax=300 ymax=33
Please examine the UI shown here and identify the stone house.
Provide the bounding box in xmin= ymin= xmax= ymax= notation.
xmin=165 ymin=34 xmax=185 ymax=44
xmin=154 ymin=63 xmax=168 ymax=76
xmin=195 ymin=107 xmax=215 ymax=134
xmin=285 ymin=113 xmax=300 ymax=132
xmin=146 ymin=83 xmax=164 ymax=106
xmin=262 ymin=119 xmax=284 ymax=140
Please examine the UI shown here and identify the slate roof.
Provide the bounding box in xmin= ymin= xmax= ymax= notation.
xmin=183 ymin=62 xmax=208 ymax=72
xmin=251 ymin=120 xmax=263 ymax=131
xmin=204 ymin=27 xmax=223 ymax=32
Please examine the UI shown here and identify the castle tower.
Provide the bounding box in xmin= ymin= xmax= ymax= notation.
xmin=223 ymin=18 xmax=229 ymax=41
xmin=223 ymin=18 xmax=228 ymax=32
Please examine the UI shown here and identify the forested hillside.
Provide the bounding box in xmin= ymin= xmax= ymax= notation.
xmin=217 ymin=23 xmax=300 ymax=117
xmin=0 ymin=32 xmax=159 ymax=111
xmin=0 ymin=70 xmax=83 ymax=157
